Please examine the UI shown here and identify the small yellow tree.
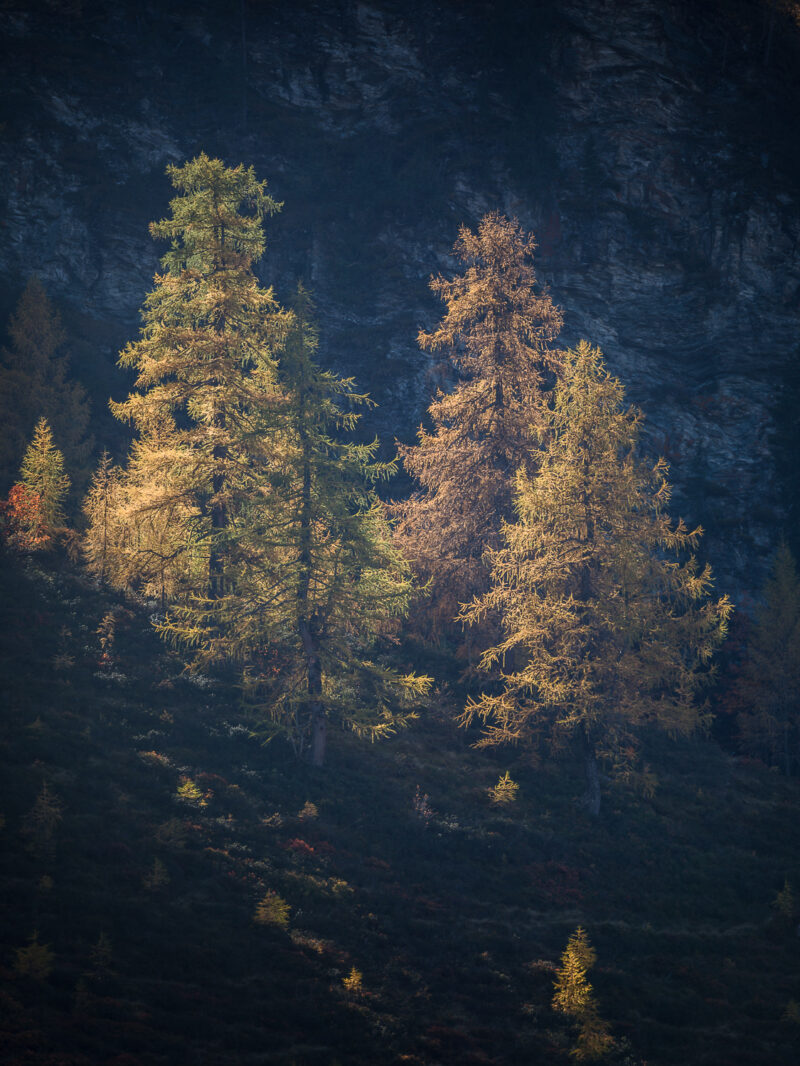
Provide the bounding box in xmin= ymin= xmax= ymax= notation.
xmin=254 ymin=890 xmax=290 ymax=929
xmin=553 ymin=928 xmax=613 ymax=1061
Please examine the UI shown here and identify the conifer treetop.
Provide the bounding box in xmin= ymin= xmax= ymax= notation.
xmin=420 ymin=211 xmax=563 ymax=377
xmin=394 ymin=212 xmax=564 ymax=628
xmin=152 ymin=153 xmax=282 ymax=275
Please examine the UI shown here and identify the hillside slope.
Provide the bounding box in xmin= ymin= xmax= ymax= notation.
xmin=1 ymin=546 xmax=799 ymax=1065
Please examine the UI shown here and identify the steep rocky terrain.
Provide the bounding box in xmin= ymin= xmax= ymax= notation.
xmin=1 ymin=0 xmax=799 ymax=595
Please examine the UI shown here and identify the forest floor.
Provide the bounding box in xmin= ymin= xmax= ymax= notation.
xmin=1 ymin=546 xmax=799 ymax=1065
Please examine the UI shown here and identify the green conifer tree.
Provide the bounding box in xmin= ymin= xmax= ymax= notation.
xmin=167 ymin=286 xmax=429 ymax=766
xmin=18 ymin=418 xmax=71 ymax=532
xmin=110 ymin=154 xmax=291 ymax=614
xmin=0 ymin=277 xmax=91 ymax=494
xmin=461 ymin=342 xmax=732 ymax=815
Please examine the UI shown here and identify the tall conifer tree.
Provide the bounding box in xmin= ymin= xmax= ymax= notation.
xmin=111 ymin=153 xmax=291 ymax=611
xmin=167 ymin=287 xmax=429 ymax=766
xmin=393 ymin=213 xmax=562 ymax=632
xmin=461 ymin=341 xmax=732 ymax=815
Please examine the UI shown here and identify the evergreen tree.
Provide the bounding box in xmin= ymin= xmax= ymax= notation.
xmin=18 ymin=418 xmax=71 ymax=531
xmin=82 ymin=450 xmax=121 ymax=584
xmin=393 ymin=213 xmax=562 ymax=633
xmin=83 ymin=432 xmax=204 ymax=606
xmin=166 ymin=287 xmax=429 ymax=766
xmin=734 ymin=542 xmax=800 ymax=774
xmin=552 ymin=928 xmax=613 ymax=1062
xmin=553 ymin=927 xmax=597 ymax=1017
xmin=111 ymin=153 xmax=291 ymax=608
xmin=461 ymin=342 xmax=732 ymax=815
xmin=0 ymin=277 xmax=92 ymax=495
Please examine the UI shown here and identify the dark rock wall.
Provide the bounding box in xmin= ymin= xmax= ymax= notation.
xmin=1 ymin=0 xmax=798 ymax=596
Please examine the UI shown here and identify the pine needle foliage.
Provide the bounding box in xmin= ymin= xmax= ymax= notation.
xmin=553 ymin=928 xmax=613 ymax=1062
xmin=19 ymin=418 xmax=71 ymax=531
xmin=110 ymin=153 xmax=291 ymax=609
xmin=179 ymin=286 xmax=430 ymax=766
xmin=553 ymin=927 xmax=596 ymax=1017
xmin=82 ymin=450 xmax=122 ymax=584
xmin=85 ymin=423 xmax=207 ymax=607
xmin=488 ymin=770 xmax=519 ymax=805
xmin=461 ymin=341 xmax=732 ymax=815
xmin=254 ymin=890 xmax=290 ymax=929
xmin=393 ymin=213 xmax=563 ymax=633
xmin=342 ymin=966 xmax=364 ymax=994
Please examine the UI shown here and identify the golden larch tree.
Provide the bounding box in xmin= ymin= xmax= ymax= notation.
xmin=392 ymin=212 xmax=562 ymax=635
xmin=461 ymin=341 xmax=732 ymax=815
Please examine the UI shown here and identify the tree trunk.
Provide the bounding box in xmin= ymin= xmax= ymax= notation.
xmin=300 ymin=617 xmax=325 ymax=767
xmin=297 ymin=372 xmax=324 ymax=764
xmin=582 ymin=727 xmax=601 ymax=817
xmin=209 ymin=448 xmax=227 ymax=598
xmin=209 ymin=398 xmax=228 ymax=599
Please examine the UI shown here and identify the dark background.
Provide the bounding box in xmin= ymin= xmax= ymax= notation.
xmin=2 ymin=0 xmax=799 ymax=595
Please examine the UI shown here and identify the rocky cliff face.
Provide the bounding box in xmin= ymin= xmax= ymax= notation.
xmin=1 ymin=0 xmax=798 ymax=596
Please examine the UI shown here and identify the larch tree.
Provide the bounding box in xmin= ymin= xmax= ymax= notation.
xmin=110 ymin=153 xmax=291 ymax=616
xmin=166 ymin=286 xmax=429 ymax=766
xmin=460 ymin=341 xmax=732 ymax=816
xmin=733 ymin=542 xmax=800 ymax=775
xmin=392 ymin=213 xmax=563 ymax=633
xmin=83 ymin=427 xmax=205 ymax=606
xmin=552 ymin=928 xmax=614 ymax=1062
xmin=18 ymin=418 xmax=71 ymax=532
xmin=0 ymin=277 xmax=92 ymax=494
xmin=82 ymin=450 xmax=122 ymax=585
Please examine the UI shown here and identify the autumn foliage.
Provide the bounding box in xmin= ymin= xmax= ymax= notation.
xmin=0 ymin=482 xmax=49 ymax=551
